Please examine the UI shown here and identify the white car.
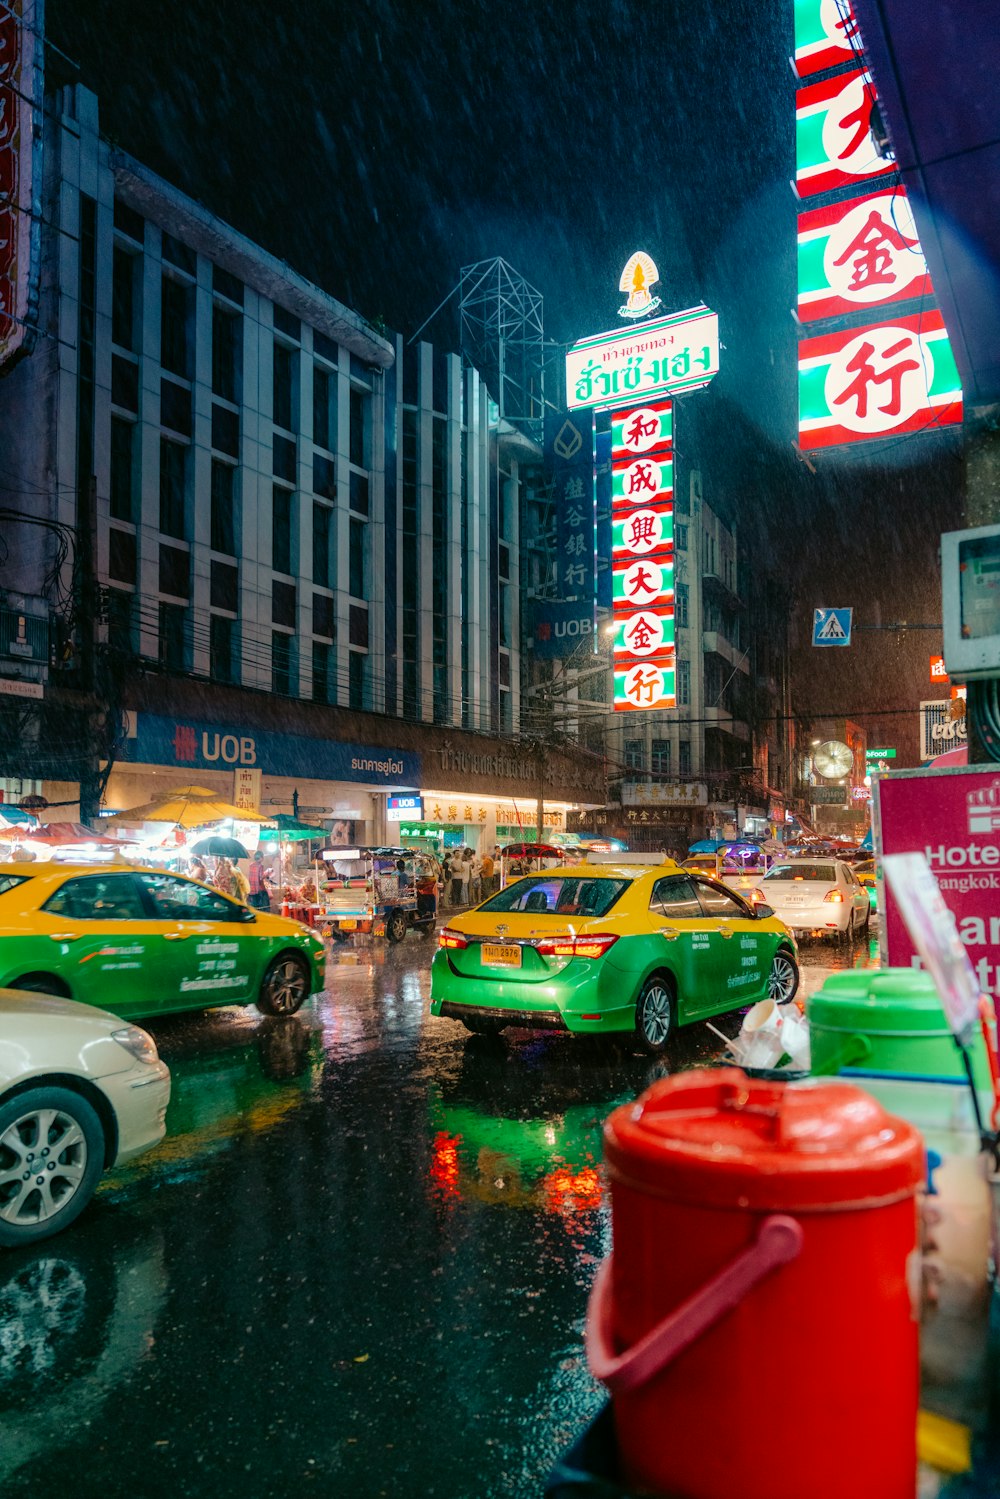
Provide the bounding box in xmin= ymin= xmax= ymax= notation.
xmin=0 ymin=989 xmax=170 ymax=1247
xmin=760 ymin=859 xmax=870 ymax=942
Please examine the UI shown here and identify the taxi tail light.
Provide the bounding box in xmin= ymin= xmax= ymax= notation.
xmin=439 ymin=928 xmax=470 ymax=950
xmin=824 ymin=890 xmax=845 ymax=904
xmin=535 ymin=933 xmax=620 ymax=960
xmin=749 ymin=887 xmax=766 ymax=905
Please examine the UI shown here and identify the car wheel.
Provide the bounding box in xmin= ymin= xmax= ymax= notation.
xmin=0 ymin=1087 xmax=105 ymax=1248
xmin=386 ymin=910 xmax=409 ymax=944
xmin=635 ymin=975 xmax=674 ymax=1055
xmin=256 ymin=953 xmax=310 ymax=1016
xmin=767 ymin=949 xmax=799 ymax=1005
xmin=461 ymin=1016 xmax=507 ymax=1037
xmin=861 ymin=903 xmax=871 ymax=932
xmin=11 ymin=974 xmax=72 ymax=999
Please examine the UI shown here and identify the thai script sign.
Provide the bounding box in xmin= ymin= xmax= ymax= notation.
xmin=566 ymin=306 xmax=719 ymax=411
xmin=920 ymin=700 xmax=968 ymax=762
xmin=797 ymin=187 xmax=932 ymax=323
xmin=798 ymin=309 xmax=962 ymax=450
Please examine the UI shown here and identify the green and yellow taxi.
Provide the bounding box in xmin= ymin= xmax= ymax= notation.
xmin=853 ymin=859 xmax=879 ymax=912
xmin=430 ymin=859 xmax=798 ymax=1052
xmin=0 ymin=864 xmax=326 ymax=1019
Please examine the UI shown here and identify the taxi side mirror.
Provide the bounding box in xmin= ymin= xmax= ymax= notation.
xmin=756 ymin=904 xmax=775 ymax=920
xmin=238 ymin=907 xmax=257 ymax=923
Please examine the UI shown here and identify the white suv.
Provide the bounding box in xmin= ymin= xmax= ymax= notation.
xmin=0 ymin=989 xmax=170 ymax=1247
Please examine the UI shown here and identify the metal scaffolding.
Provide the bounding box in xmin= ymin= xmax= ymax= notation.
xmin=459 ymin=258 xmax=545 ymax=442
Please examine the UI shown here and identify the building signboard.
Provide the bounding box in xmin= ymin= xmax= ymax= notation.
xmin=798 ymin=309 xmax=963 ymax=451
xmin=876 ymin=766 xmax=1000 ymax=1009
xmin=796 ymin=187 xmax=932 ymax=323
xmin=622 ymin=781 xmax=708 ymax=807
xmin=810 ymin=786 xmax=849 ymax=804
xmin=795 ymin=68 xmax=895 ymax=199
xmin=528 ymin=600 xmax=597 ymax=661
xmin=128 ymin=714 xmax=423 ymax=787
xmin=387 ymin=795 xmax=422 ymax=823
xmin=0 ymin=0 xmax=42 ymax=371
xmin=611 ymin=396 xmax=675 ymax=712
xmin=792 ymin=0 xmax=859 ymax=79
xmin=865 ymin=747 xmax=896 ymax=761
xmin=930 ymin=653 xmax=949 ymax=685
xmin=232 ymin=768 xmax=261 ymax=812
xmin=613 ymin=662 xmax=676 ymax=713
xmin=920 ymin=700 xmax=968 ymax=762
xmin=566 ymin=305 xmax=720 ymax=411
xmin=0 ymin=675 xmax=43 ymax=699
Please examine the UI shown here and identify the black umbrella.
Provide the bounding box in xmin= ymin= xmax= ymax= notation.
xmin=190 ymin=835 xmax=250 ymax=860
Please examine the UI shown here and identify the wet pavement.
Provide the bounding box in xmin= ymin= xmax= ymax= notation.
xmin=0 ymin=923 xmax=987 ymax=1498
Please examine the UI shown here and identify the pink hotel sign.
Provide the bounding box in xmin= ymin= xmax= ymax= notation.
xmin=876 ymin=767 xmax=1000 ymax=1006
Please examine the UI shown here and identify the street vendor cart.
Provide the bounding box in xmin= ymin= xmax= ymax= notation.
xmin=312 ymin=846 xmax=438 ymax=942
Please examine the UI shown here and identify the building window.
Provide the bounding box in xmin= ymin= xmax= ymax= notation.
xmin=314 ymin=329 xmax=338 ymax=365
xmin=210 ymin=614 xmax=236 ymax=683
xmin=349 ymin=517 xmax=366 ymax=599
xmin=678 ymin=658 xmax=690 ymax=706
xmin=313 ymin=365 xmax=336 ymax=451
xmin=349 ymin=387 xmax=369 ymax=468
xmin=159 ymin=602 xmax=186 ymax=669
xmin=160 ymin=274 xmax=192 ymax=379
xmin=212 ymin=305 xmax=240 ymax=403
xmin=272 ymin=486 xmax=293 ymax=576
xmin=273 ymin=341 xmax=295 ymax=431
xmin=113 ymin=198 xmax=144 ymax=245
xmin=111 ymin=354 xmax=139 ymax=412
xmin=161 ymin=233 xmax=196 ymax=276
xmin=349 ymin=604 xmax=368 ymax=648
xmin=160 ymin=378 xmax=192 ymax=437
xmin=624 ymin=739 xmax=644 ymax=771
xmin=272 ymin=632 xmax=293 ymax=696
xmin=679 ymin=740 xmax=691 ymax=775
xmin=652 ymin=738 xmax=671 ymax=774
xmin=313 ymin=502 xmax=332 ymax=589
xmin=312 ymin=640 xmax=332 ymax=704
xmin=212 ymin=265 xmax=243 ymax=305
xmin=349 ymin=470 xmax=369 ymax=515
xmin=272 ymin=580 xmax=297 ymax=628
xmin=273 ymin=433 xmax=296 ymax=483
xmin=210 ymin=560 xmax=239 ymax=613
xmin=110 ymin=417 xmax=135 ymax=522
xmin=107 ymin=587 xmax=137 ymax=653
xmin=274 ymin=305 xmax=300 ymax=341
xmin=313 ymin=453 xmax=336 ymax=500
xmin=212 ymin=404 xmax=240 ymax=457
xmin=112 ymin=246 xmax=138 ymax=352
xmin=109 ymin=527 xmax=136 ymax=585
xmin=348 ymin=650 xmax=366 ymax=709
xmin=211 ymin=461 xmax=237 ymax=555
xmin=676 ymin=584 xmax=688 ymax=629
xmin=159 ymin=543 xmax=190 ymax=599
xmin=313 ymin=591 xmax=334 ymax=640
xmin=675 ymin=523 xmax=688 ymax=551
xmin=159 ymin=439 xmax=187 ymax=539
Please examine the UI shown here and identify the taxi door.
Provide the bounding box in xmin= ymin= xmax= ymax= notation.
xmin=134 ymin=872 xmax=260 ymax=1011
xmin=32 ymin=871 xmax=159 ymax=1017
xmin=645 ymin=874 xmax=734 ymax=1020
xmin=692 ymin=878 xmax=769 ymax=1009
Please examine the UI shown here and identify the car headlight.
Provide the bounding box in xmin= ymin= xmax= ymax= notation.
xmin=111 ymin=1025 xmax=160 ymax=1065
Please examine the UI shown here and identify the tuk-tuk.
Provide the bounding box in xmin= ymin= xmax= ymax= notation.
xmin=313 ymin=846 xmax=438 ymax=942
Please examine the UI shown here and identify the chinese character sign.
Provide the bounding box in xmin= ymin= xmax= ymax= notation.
xmin=611 ymin=399 xmax=675 ymax=712
xmin=792 ymin=0 xmax=860 ymax=79
xmin=545 ymin=409 xmax=596 ymax=604
xmin=797 ymin=188 xmax=932 ymax=322
xmin=795 ymin=69 xmax=894 ymax=199
xmin=798 ymin=309 xmax=963 ymax=450
xmin=566 ymin=306 xmax=719 ymax=410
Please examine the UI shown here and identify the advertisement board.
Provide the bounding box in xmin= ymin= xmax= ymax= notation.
xmin=796 ymin=187 xmax=932 ymax=324
xmin=875 ymin=766 xmax=1000 ymax=1008
xmin=566 ymin=306 xmax=719 ymax=410
xmin=920 ymin=699 xmax=968 ymax=761
xmin=795 ymin=68 xmax=895 ymax=199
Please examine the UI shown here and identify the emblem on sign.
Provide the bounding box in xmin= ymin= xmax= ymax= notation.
xmin=618 ymin=252 xmax=662 ymax=320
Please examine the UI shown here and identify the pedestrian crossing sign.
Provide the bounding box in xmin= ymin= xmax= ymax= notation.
xmin=813 ymin=607 xmax=852 ymax=646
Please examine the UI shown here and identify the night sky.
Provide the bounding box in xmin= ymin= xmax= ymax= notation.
xmin=49 ymin=0 xmax=966 ymax=761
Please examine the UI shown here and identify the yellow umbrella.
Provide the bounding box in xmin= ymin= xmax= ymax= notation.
xmin=101 ymin=785 xmax=275 ymax=828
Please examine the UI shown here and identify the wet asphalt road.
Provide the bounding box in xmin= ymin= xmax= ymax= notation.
xmin=1 ymin=930 xmax=882 ymax=1498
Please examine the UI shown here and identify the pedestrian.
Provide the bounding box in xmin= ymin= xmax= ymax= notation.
xmin=248 ymin=850 xmax=272 ymax=911
xmin=469 ymin=850 xmax=482 ymax=906
xmin=189 ymin=856 xmax=207 ymax=883
xmin=212 ymin=856 xmax=232 ymax=894
xmin=441 ymin=852 xmax=452 ymax=906
xmin=231 ymin=861 xmax=250 ymax=903
xmin=451 ymin=851 xmax=467 ymax=907
xmin=480 ymin=848 xmax=494 ymax=899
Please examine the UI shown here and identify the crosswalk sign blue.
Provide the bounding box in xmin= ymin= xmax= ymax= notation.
xmin=813 ymin=607 xmax=852 ymax=647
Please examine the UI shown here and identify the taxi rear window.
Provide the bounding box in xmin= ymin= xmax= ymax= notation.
xmin=479 ymin=876 xmax=629 ymax=917
xmin=0 ymin=874 xmax=30 ymax=897
xmin=764 ymin=863 xmax=836 ymax=882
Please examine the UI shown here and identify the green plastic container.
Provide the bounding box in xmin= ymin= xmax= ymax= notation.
xmin=808 ymin=968 xmax=993 ymax=1092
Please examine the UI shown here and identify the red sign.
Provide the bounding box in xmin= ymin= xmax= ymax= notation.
xmin=930 ymin=654 xmax=949 ymax=684
xmin=0 ymin=0 xmax=40 ymax=369
xmin=877 ymin=768 xmax=1000 ymax=1008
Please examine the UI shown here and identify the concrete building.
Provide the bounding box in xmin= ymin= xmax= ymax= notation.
xmin=0 ymin=85 xmax=602 ymax=843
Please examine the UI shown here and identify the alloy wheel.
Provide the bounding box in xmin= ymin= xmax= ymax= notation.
xmin=639 ymin=983 xmax=672 ymax=1048
xmin=0 ymin=1108 xmax=90 ymax=1229
xmin=265 ymin=957 xmax=308 ymax=1014
xmin=767 ymin=951 xmax=799 ymax=1005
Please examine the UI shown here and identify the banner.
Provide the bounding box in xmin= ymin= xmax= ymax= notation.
xmin=792 ymin=0 xmax=859 ymax=79
xmin=798 ymin=309 xmax=963 ymax=450
xmin=795 ymin=69 xmax=894 ymax=199
xmin=797 ymin=187 xmax=933 ymax=323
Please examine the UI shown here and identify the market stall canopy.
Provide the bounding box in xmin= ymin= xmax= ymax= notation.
xmin=688 ymin=839 xmax=729 ymax=854
xmin=101 ymin=786 xmax=275 ymax=828
xmin=258 ymin=815 xmax=327 ymax=842
xmin=190 ymin=835 xmax=251 ymax=860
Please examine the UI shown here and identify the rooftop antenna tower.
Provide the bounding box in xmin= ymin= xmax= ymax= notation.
xmin=459 ymin=258 xmax=545 ymax=442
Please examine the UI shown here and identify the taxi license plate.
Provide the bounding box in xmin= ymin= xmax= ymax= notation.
xmin=339 ymin=920 xmax=357 ymax=931
xmin=481 ymin=943 xmax=521 ymax=968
